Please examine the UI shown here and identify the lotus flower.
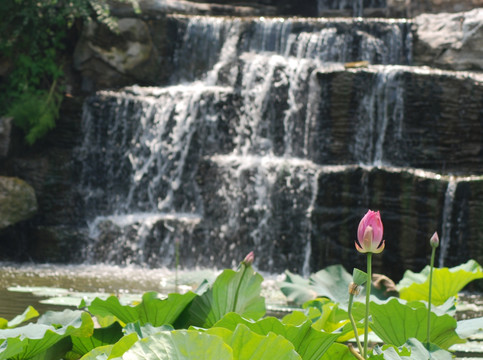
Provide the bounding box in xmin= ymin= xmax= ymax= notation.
xmin=355 ymin=210 xmax=385 ymax=254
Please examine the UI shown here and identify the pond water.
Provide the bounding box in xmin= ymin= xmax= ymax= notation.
xmin=0 ymin=262 xmax=287 ymax=319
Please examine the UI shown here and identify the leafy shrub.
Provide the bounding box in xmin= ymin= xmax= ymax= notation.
xmin=0 ymin=0 xmax=140 ymax=144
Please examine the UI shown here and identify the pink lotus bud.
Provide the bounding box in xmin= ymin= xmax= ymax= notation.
xmin=430 ymin=232 xmax=439 ymax=248
xmin=355 ymin=210 xmax=385 ymax=254
xmin=242 ymin=251 xmax=254 ymax=266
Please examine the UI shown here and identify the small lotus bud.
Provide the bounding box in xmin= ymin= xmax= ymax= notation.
xmin=242 ymin=251 xmax=254 ymax=266
xmin=348 ymin=282 xmax=361 ymax=296
xmin=430 ymin=232 xmax=439 ymax=248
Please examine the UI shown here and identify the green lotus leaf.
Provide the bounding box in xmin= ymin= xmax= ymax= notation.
xmin=72 ymin=321 xmax=123 ymax=357
xmin=87 ymin=291 xmax=197 ymax=327
xmin=212 ymin=312 xmax=338 ymax=360
xmin=0 ymin=310 xmax=94 ymax=360
xmin=79 ymin=332 xmax=141 ymax=360
xmin=124 ymin=321 xmax=174 ymax=339
xmin=120 ymin=330 xmax=233 ymax=359
xmin=398 ymin=260 xmax=483 ymax=305
xmin=230 ymin=323 xmax=301 ymax=360
xmin=363 ymin=298 xmax=465 ymax=350
xmin=279 ymin=271 xmax=317 ymax=305
xmin=319 ymin=342 xmax=354 ymax=360
xmin=280 ymin=265 xmax=352 ymax=306
xmin=188 ymin=264 xmax=265 ymax=327
xmin=7 ymin=306 xmax=39 ymax=329
xmin=280 ymin=265 xmax=391 ymax=307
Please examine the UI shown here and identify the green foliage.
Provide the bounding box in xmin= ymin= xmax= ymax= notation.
xmin=7 ymin=84 xmax=62 ymax=145
xmin=0 ymin=0 xmax=140 ymax=144
xmin=356 ymin=298 xmax=465 ymax=350
xmin=280 ymin=264 xmax=391 ymax=307
xmin=280 ymin=265 xmax=353 ymax=306
xmin=0 ymin=310 xmax=94 ymax=359
xmin=188 ymin=262 xmax=266 ymax=328
xmin=397 ymin=259 xmax=483 ymax=305
xmin=1 ymin=260 xmax=482 ymax=359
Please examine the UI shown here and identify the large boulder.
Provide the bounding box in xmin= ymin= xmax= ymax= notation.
xmin=74 ymin=17 xmax=163 ymax=91
xmin=0 ymin=176 xmax=37 ymax=229
xmin=413 ymin=8 xmax=483 ymax=70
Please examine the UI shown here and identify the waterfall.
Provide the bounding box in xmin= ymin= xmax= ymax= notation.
xmin=439 ymin=177 xmax=458 ymax=267
xmin=354 ymin=67 xmax=405 ymax=166
xmin=78 ymin=13 xmax=474 ymax=274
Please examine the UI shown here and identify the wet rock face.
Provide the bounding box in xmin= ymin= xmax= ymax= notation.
xmin=0 ymin=176 xmax=37 ymax=229
xmin=308 ymin=67 xmax=483 ymax=173
xmin=413 ymin=8 xmax=483 ymax=71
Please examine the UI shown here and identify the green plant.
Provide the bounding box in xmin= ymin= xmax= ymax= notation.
xmin=1 ymin=255 xmax=482 ymax=359
xmin=0 ymin=0 xmax=140 ymax=144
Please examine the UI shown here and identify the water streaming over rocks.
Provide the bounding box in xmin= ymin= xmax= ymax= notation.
xmin=72 ymin=9 xmax=483 ymax=278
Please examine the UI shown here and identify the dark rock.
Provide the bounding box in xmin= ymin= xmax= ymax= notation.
xmin=308 ymin=66 xmax=483 ymax=174
xmin=0 ymin=176 xmax=37 ymax=229
xmin=310 ymin=165 xmax=447 ymax=281
xmin=0 ymin=117 xmax=12 ymax=158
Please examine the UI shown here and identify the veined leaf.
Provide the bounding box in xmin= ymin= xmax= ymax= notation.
xmin=319 ymin=343 xmax=354 ymax=360
xmin=280 ymin=265 xmax=392 ymax=307
xmin=280 ymin=265 xmax=352 ymax=306
xmin=87 ymin=291 xmax=196 ymax=327
xmin=120 ymin=330 xmax=232 ymax=359
xmin=228 ymin=324 xmax=301 ymax=360
xmin=71 ymin=321 xmax=123 ymax=357
xmin=188 ymin=264 xmax=265 ymax=327
xmin=79 ymin=333 xmax=139 ymax=360
xmin=212 ymin=312 xmax=338 ymax=360
xmin=364 ymin=298 xmax=465 ymax=350
xmin=398 ymin=260 xmax=483 ymax=305
xmin=0 ymin=310 xmax=94 ymax=360
xmin=124 ymin=321 xmax=174 ymax=339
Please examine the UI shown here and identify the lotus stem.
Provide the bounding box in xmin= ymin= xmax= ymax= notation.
xmin=427 ymin=245 xmax=436 ymax=346
xmin=348 ymin=291 xmax=364 ymax=356
xmin=364 ymin=252 xmax=372 ymax=359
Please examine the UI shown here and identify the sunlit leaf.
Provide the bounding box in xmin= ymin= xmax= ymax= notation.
xmin=364 ymin=298 xmax=465 ymax=350
xmin=319 ymin=342 xmax=354 ymax=360
xmin=120 ymin=330 xmax=232 ymax=359
xmin=280 ymin=265 xmax=392 ymax=307
xmin=0 ymin=310 xmax=94 ymax=360
xmin=280 ymin=265 xmax=352 ymax=306
xmin=87 ymin=291 xmax=196 ymax=327
xmin=7 ymin=306 xmax=39 ymax=328
xmin=398 ymin=260 xmax=483 ymax=305
xmin=212 ymin=312 xmax=338 ymax=360
xmin=188 ymin=264 xmax=265 ymax=327
xmin=403 ymin=338 xmax=452 ymax=360
xmin=79 ymin=332 xmax=140 ymax=360
xmin=226 ymin=324 xmax=301 ymax=360
xmin=124 ymin=322 xmax=174 ymax=339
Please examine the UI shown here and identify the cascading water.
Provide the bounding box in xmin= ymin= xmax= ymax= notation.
xmin=75 ymin=9 xmax=481 ymax=276
xmin=439 ymin=177 xmax=457 ymax=267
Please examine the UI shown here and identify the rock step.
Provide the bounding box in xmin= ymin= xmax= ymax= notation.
xmin=197 ymin=157 xmax=483 ymax=276
xmin=111 ymin=0 xmax=482 ymax=19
